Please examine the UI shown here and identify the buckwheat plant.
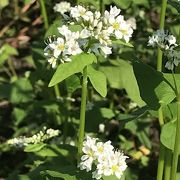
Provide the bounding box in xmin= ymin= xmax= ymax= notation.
xmin=148 ymin=30 xmax=180 ymax=70
xmin=78 ymin=136 xmax=128 ymax=179
xmin=7 ymin=127 xmax=59 ymax=147
xmin=45 ymin=4 xmax=133 ymax=164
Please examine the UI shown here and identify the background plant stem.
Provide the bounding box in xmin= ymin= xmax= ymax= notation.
xmin=156 ymin=0 xmax=167 ymax=180
xmin=39 ymin=0 xmax=61 ymax=99
xmin=171 ymin=94 xmax=180 ymax=180
xmin=78 ymin=66 xmax=88 ymax=162
xmin=39 ymin=0 xmax=49 ymax=30
xmin=164 ymin=150 xmax=172 ymax=180
xmin=7 ymin=58 xmax=17 ymax=79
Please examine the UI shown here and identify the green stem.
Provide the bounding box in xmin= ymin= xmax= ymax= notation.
xmin=157 ymin=145 xmax=166 ymax=180
xmin=100 ymin=0 xmax=105 ymax=14
xmin=7 ymin=59 xmax=17 ymax=78
xmin=171 ymin=94 xmax=180 ymax=180
xmin=54 ymin=84 xmax=61 ymax=99
xmin=39 ymin=0 xmax=61 ymax=99
xmin=78 ymin=66 xmax=88 ymax=162
xmin=157 ymin=107 xmax=165 ymax=180
xmin=159 ymin=0 xmax=167 ymax=29
xmin=156 ymin=1 xmax=167 ymax=180
xmin=164 ymin=150 xmax=172 ymax=180
xmin=39 ymin=0 xmax=49 ymax=30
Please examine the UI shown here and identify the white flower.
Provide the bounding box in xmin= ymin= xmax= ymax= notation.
xmin=66 ymin=40 xmax=82 ymax=55
xmin=108 ymin=151 xmax=128 ymax=179
xmin=100 ymin=46 xmax=112 ymax=57
xmin=165 ymin=50 xmax=180 ymax=70
xmin=80 ymin=29 xmax=91 ymax=39
xmin=70 ymin=5 xmax=93 ymax=21
xmin=78 ymin=136 xmax=97 ymax=171
xmin=7 ymin=127 xmax=60 ymax=147
xmin=166 ymin=35 xmax=176 ymax=46
xmin=53 ymin=1 xmax=71 ymax=14
xmin=48 ymin=57 xmax=57 ymax=68
xmin=127 ymin=17 xmax=137 ymax=30
xmin=78 ymin=136 xmax=128 ymax=179
xmin=98 ymin=123 xmax=105 ymax=133
xmin=49 ymin=37 xmax=65 ymax=58
xmin=148 ymin=30 xmax=177 ymax=50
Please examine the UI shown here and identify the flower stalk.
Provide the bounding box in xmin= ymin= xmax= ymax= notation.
xmin=156 ymin=0 xmax=167 ymax=180
xmin=78 ymin=66 xmax=88 ymax=162
xmin=171 ymin=93 xmax=180 ymax=180
xmin=164 ymin=150 xmax=172 ymax=180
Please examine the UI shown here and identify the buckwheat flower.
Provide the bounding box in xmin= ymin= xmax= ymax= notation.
xmin=66 ymin=40 xmax=82 ymax=55
xmin=49 ymin=37 xmax=65 ymax=58
xmin=166 ymin=35 xmax=177 ymax=46
xmin=79 ymin=136 xmax=128 ymax=179
xmin=98 ymin=124 xmax=105 ymax=133
xmin=78 ymin=136 xmax=97 ymax=171
xmin=7 ymin=127 xmax=60 ymax=147
xmin=148 ymin=30 xmax=177 ymax=50
xmin=165 ymin=50 xmax=180 ymax=70
xmin=104 ymin=6 xmax=121 ymax=25
xmin=80 ymin=28 xmax=91 ymax=39
xmin=148 ymin=35 xmax=158 ymax=47
xmin=108 ymin=151 xmax=128 ymax=179
xmin=48 ymin=57 xmax=57 ymax=68
xmin=100 ymin=46 xmax=112 ymax=57
xmin=127 ymin=17 xmax=137 ymax=30
xmin=53 ymin=1 xmax=71 ymax=14
xmin=70 ymin=5 xmax=93 ymax=21
xmin=58 ymin=25 xmax=72 ymax=39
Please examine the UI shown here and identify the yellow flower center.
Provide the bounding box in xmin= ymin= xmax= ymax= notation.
xmin=58 ymin=44 xmax=65 ymax=51
xmin=87 ymin=149 xmax=94 ymax=157
xmin=121 ymin=29 xmax=128 ymax=35
xmin=113 ymin=22 xmax=120 ymax=30
xmin=98 ymin=146 xmax=104 ymax=153
xmin=112 ymin=165 xmax=119 ymax=172
xmin=80 ymin=10 xmax=85 ymax=16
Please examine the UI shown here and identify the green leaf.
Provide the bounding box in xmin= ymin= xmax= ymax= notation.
xmin=163 ymin=73 xmax=180 ymax=93
xmin=113 ymin=0 xmax=132 ymax=9
xmin=0 ymin=0 xmax=9 ymax=9
xmin=24 ymin=143 xmax=46 ymax=152
xmin=0 ymin=78 xmax=34 ymax=103
xmin=132 ymin=0 xmax=149 ymax=7
xmin=49 ymin=53 xmax=96 ymax=87
xmin=168 ymin=0 xmax=180 ymax=13
xmin=41 ymin=166 xmax=92 ymax=180
xmin=132 ymin=60 xmax=176 ymax=110
xmin=112 ymin=39 xmax=134 ymax=48
xmin=12 ymin=108 xmax=26 ymax=126
xmin=161 ymin=121 xmax=176 ymax=151
xmin=0 ymin=44 xmax=18 ymax=66
xmin=45 ymin=19 xmax=62 ymax=38
xmin=100 ymin=60 xmax=145 ymax=106
xmin=100 ymin=107 xmax=115 ymax=119
xmin=87 ymin=66 xmax=107 ymax=97
xmin=103 ymin=174 xmax=125 ymax=180
xmin=65 ymin=75 xmax=81 ymax=94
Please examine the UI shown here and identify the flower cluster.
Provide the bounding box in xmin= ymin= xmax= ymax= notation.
xmin=44 ymin=5 xmax=133 ymax=68
xmin=148 ymin=30 xmax=180 ymax=70
xmin=78 ymin=136 xmax=128 ymax=179
xmin=7 ymin=127 xmax=60 ymax=147
xmin=53 ymin=1 xmax=71 ymax=15
xmin=148 ymin=30 xmax=177 ymax=50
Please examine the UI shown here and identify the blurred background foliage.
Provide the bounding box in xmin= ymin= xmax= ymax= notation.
xmin=0 ymin=0 xmax=179 ymax=179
